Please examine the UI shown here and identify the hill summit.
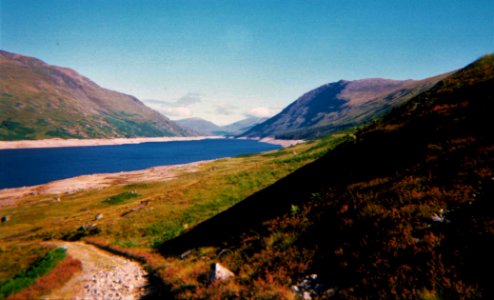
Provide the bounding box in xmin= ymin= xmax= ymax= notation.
xmin=242 ymin=75 xmax=447 ymax=139
xmin=0 ymin=50 xmax=193 ymax=140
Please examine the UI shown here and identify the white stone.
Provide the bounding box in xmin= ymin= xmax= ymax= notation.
xmin=303 ymin=291 xmax=312 ymax=300
xmin=209 ymin=262 xmax=234 ymax=283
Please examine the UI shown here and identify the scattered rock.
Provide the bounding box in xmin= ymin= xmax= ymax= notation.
xmin=431 ymin=208 xmax=446 ymax=222
xmin=324 ymin=288 xmax=336 ymax=298
xmin=95 ymin=213 xmax=103 ymax=221
xmin=218 ymin=248 xmax=232 ymax=258
xmin=180 ymin=250 xmax=192 ymax=259
xmin=1 ymin=215 xmax=11 ymax=223
xmin=303 ymin=291 xmax=312 ymax=300
xmin=120 ymin=200 xmax=150 ymax=217
xmin=209 ymin=262 xmax=234 ymax=284
xmin=291 ymin=273 xmax=336 ymax=299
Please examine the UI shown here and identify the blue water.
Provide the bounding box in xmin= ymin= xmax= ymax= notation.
xmin=0 ymin=139 xmax=280 ymax=189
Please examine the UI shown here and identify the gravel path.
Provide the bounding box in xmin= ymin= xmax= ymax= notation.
xmin=43 ymin=241 xmax=149 ymax=300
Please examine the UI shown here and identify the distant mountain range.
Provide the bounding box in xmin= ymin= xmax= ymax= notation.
xmin=0 ymin=50 xmax=194 ymax=140
xmin=0 ymin=50 xmax=458 ymax=142
xmin=176 ymin=116 xmax=267 ymax=136
xmin=241 ymin=74 xmax=448 ymax=139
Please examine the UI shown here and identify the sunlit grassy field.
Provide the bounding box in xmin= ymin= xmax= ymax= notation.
xmin=0 ymin=132 xmax=353 ymax=287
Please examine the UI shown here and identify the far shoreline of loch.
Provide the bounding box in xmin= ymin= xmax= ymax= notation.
xmin=0 ymin=136 xmax=303 ymax=150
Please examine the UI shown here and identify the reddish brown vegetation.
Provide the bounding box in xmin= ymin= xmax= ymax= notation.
xmin=156 ymin=55 xmax=494 ymax=299
xmin=8 ymin=256 xmax=81 ymax=300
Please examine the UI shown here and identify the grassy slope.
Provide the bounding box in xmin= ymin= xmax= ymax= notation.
xmin=0 ymin=133 xmax=353 ymax=299
xmin=0 ymin=242 xmax=52 ymax=285
xmin=157 ymin=55 xmax=494 ymax=299
xmin=0 ymin=132 xmax=351 ymax=246
xmin=0 ymin=248 xmax=66 ymax=299
xmin=0 ymin=244 xmax=81 ymax=300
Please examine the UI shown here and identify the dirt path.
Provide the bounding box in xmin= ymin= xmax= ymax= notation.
xmin=43 ymin=241 xmax=149 ymax=300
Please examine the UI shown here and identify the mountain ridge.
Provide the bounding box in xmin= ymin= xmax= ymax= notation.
xmin=0 ymin=50 xmax=194 ymax=140
xmin=176 ymin=116 xmax=267 ymax=136
xmin=242 ymin=73 xmax=448 ymax=139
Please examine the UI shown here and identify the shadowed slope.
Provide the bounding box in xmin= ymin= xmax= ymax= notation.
xmin=160 ymin=55 xmax=494 ymax=298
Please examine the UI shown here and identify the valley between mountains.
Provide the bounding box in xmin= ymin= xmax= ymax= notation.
xmin=1 ymin=53 xmax=493 ymax=299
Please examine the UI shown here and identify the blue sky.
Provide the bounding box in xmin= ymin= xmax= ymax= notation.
xmin=1 ymin=0 xmax=493 ymax=124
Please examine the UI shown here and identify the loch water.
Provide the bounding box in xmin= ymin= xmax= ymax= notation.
xmin=0 ymin=138 xmax=280 ymax=189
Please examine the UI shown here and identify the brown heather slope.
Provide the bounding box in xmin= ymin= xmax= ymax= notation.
xmin=0 ymin=50 xmax=193 ymax=140
xmin=160 ymin=55 xmax=494 ymax=298
xmin=242 ymin=73 xmax=448 ymax=140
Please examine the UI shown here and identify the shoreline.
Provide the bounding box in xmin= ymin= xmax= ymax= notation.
xmin=0 ymin=136 xmax=303 ymax=150
xmin=0 ymin=137 xmax=305 ymax=207
xmin=0 ymin=136 xmax=222 ymax=150
xmin=257 ymin=137 xmax=304 ymax=148
xmin=0 ymin=160 xmax=212 ymax=208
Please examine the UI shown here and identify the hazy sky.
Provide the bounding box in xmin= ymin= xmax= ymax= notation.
xmin=2 ymin=0 xmax=493 ymax=125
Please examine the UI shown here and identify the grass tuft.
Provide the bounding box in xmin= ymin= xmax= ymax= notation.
xmin=0 ymin=248 xmax=67 ymax=299
xmin=103 ymin=191 xmax=140 ymax=205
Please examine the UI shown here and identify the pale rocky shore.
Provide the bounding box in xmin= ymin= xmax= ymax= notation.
xmin=0 ymin=136 xmax=304 ymax=208
xmin=260 ymin=137 xmax=304 ymax=147
xmin=0 ymin=161 xmax=208 ymax=208
xmin=0 ymin=136 xmax=303 ymax=150
xmin=0 ymin=136 xmax=222 ymax=150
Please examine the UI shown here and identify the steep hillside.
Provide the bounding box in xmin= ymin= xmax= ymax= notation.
xmin=0 ymin=51 xmax=193 ymax=140
xmin=160 ymin=55 xmax=494 ymax=299
xmin=177 ymin=116 xmax=267 ymax=136
xmin=242 ymin=75 xmax=447 ymax=139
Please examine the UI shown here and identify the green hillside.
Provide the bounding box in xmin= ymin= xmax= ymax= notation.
xmin=0 ymin=51 xmax=193 ymax=140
